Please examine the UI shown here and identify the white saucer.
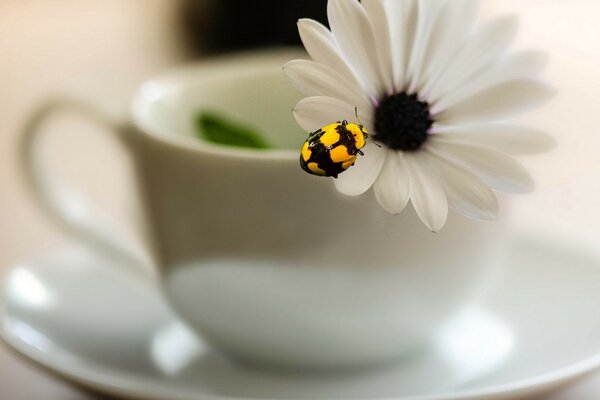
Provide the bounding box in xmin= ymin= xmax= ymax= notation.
xmin=2 ymin=237 xmax=600 ymax=400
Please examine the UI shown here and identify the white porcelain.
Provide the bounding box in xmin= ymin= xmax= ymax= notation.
xmin=20 ymin=49 xmax=503 ymax=369
xmin=3 ymin=236 xmax=600 ymax=399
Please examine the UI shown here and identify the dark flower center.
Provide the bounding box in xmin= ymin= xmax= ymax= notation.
xmin=373 ymin=92 xmax=433 ymax=152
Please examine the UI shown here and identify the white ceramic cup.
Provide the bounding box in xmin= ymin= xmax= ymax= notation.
xmin=20 ymin=50 xmax=504 ymax=370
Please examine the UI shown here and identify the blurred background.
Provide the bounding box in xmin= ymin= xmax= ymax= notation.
xmin=1 ymin=0 xmax=600 ymax=398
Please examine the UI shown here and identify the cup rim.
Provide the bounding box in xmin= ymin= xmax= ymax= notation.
xmin=130 ymin=48 xmax=305 ymax=161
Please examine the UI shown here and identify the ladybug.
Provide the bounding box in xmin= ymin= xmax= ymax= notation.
xmin=300 ymin=119 xmax=368 ymax=178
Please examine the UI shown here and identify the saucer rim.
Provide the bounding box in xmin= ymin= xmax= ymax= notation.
xmin=2 ymin=326 xmax=599 ymax=400
xmin=2 ymin=237 xmax=600 ymax=400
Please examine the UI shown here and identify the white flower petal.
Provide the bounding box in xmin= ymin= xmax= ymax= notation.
xmin=422 ymin=0 xmax=481 ymax=87
xmin=284 ymin=60 xmax=371 ymax=112
xmin=297 ymin=19 xmax=361 ymax=94
xmin=407 ymin=0 xmax=447 ymax=93
xmin=424 ymin=149 xmax=498 ymax=221
xmin=428 ymin=139 xmax=534 ymax=193
xmin=431 ymin=123 xmax=557 ymax=155
xmin=293 ymin=96 xmax=373 ymax=133
xmin=334 ymin=142 xmax=386 ymax=196
xmin=436 ymin=80 xmax=556 ymax=124
xmin=363 ymin=0 xmax=394 ymax=94
xmin=384 ymin=0 xmax=417 ymax=92
xmin=404 ymin=154 xmax=448 ymax=232
xmin=374 ymin=151 xmax=411 ymax=214
xmin=432 ymin=50 xmax=550 ymax=114
xmin=328 ymin=0 xmax=384 ymax=99
xmin=424 ymin=15 xmax=520 ymax=103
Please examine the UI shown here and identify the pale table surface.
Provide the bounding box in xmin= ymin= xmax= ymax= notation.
xmin=2 ymin=0 xmax=600 ymax=399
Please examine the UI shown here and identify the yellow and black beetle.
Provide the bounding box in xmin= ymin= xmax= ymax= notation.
xmin=300 ymin=114 xmax=368 ymax=178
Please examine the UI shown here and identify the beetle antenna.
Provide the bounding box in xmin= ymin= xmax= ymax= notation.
xmin=354 ymin=107 xmax=364 ymax=127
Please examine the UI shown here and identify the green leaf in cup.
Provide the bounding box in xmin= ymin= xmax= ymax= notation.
xmin=195 ymin=111 xmax=271 ymax=149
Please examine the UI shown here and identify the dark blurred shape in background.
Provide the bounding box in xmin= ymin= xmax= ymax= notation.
xmin=180 ymin=0 xmax=328 ymax=54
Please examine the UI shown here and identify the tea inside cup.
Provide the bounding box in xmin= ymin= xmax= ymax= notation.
xmin=133 ymin=50 xmax=306 ymax=153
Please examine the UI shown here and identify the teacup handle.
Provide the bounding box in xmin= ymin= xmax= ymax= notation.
xmin=20 ymin=96 xmax=157 ymax=279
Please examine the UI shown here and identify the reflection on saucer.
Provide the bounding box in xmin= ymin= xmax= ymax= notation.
xmin=151 ymin=321 xmax=204 ymax=375
xmin=3 ymin=318 xmax=53 ymax=354
xmin=5 ymin=267 xmax=56 ymax=310
xmin=436 ymin=307 xmax=514 ymax=387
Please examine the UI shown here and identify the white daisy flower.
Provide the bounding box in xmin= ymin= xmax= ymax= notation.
xmin=284 ymin=0 xmax=556 ymax=231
